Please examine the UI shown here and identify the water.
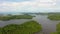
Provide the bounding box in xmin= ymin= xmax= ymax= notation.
xmin=0 ymin=15 xmax=60 ymax=34
xmin=0 ymin=19 xmax=32 ymax=27
xmin=32 ymin=15 xmax=60 ymax=34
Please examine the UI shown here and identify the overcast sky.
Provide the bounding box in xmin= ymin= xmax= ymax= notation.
xmin=0 ymin=0 xmax=60 ymax=12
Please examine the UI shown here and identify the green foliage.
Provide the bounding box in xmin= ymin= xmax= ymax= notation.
xmin=0 ymin=28 xmax=3 ymax=34
xmin=57 ymin=23 xmax=60 ymax=32
xmin=0 ymin=15 xmax=33 ymax=21
xmin=0 ymin=21 xmax=42 ymax=34
xmin=48 ymin=14 xmax=60 ymax=20
xmin=50 ymin=32 xmax=58 ymax=34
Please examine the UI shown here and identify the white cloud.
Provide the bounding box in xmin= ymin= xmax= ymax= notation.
xmin=36 ymin=0 xmax=56 ymax=2
xmin=0 ymin=0 xmax=57 ymax=12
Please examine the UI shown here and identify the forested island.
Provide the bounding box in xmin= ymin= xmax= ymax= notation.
xmin=48 ymin=14 xmax=60 ymax=20
xmin=0 ymin=21 xmax=42 ymax=34
xmin=0 ymin=15 xmax=33 ymax=21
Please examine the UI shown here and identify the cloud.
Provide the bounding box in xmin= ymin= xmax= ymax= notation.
xmin=0 ymin=0 xmax=31 ymax=2
xmin=0 ymin=0 xmax=58 ymax=12
xmin=0 ymin=2 xmax=17 ymax=12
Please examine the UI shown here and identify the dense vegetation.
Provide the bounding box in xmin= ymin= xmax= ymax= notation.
xmin=0 ymin=15 xmax=33 ymax=21
xmin=48 ymin=14 xmax=60 ymax=20
xmin=0 ymin=21 xmax=42 ymax=34
xmin=50 ymin=32 xmax=58 ymax=34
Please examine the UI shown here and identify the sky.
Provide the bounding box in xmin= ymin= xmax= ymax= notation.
xmin=0 ymin=0 xmax=60 ymax=12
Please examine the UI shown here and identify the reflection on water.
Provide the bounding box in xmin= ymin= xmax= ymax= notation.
xmin=0 ymin=15 xmax=60 ymax=34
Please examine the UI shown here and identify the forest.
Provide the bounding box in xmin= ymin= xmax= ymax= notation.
xmin=0 ymin=15 xmax=33 ymax=21
xmin=0 ymin=21 xmax=42 ymax=34
xmin=48 ymin=14 xmax=60 ymax=20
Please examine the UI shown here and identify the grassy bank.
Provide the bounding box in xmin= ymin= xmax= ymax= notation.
xmin=0 ymin=21 xmax=42 ymax=34
xmin=48 ymin=14 xmax=60 ymax=20
xmin=0 ymin=15 xmax=33 ymax=21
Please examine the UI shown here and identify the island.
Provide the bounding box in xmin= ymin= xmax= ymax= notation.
xmin=48 ymin=14 xmax=60 ymax=20
xmin=0 ymin=21 xmax=42 ymax=34
xmin=0 ymin=15 xmax=33 ymax=21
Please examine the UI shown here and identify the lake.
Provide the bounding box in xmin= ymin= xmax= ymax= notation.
xmin=0 ymin=15 xmax=60 ymax=34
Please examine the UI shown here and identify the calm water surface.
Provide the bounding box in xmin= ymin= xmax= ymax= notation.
xmin=0 ymin=19 xmax=32 ymax=27
xmin=0 ymin=15 xmax=60 ymax=34
xmin=32 ymin=15 xmax=60 ymax=34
